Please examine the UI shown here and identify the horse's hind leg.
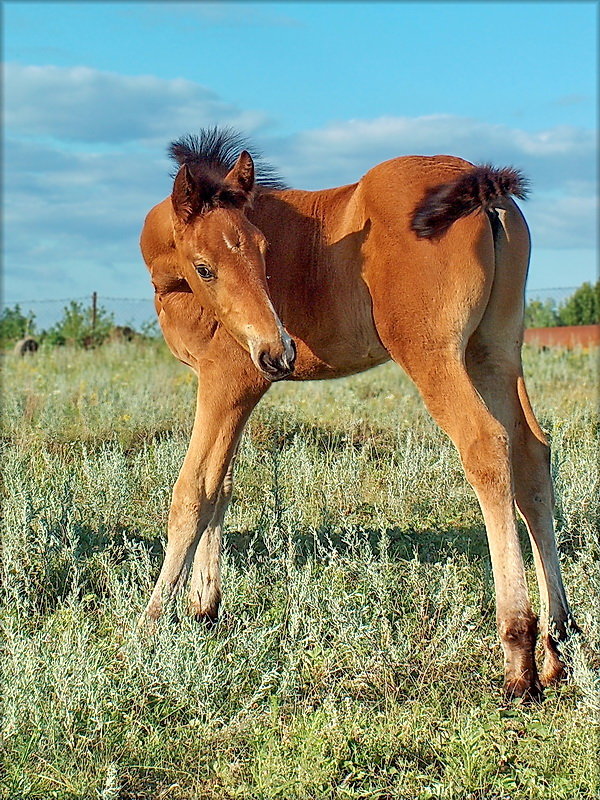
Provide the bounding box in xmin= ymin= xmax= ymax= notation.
xmin=465 ymin=335 xmax=575 ymax=688
xmin=143 ymin=360 xmax=266 ymax=623
xmin=476 ymin=201 xmax=577 ymax=685
xmin=512 ymin=377 xmax=577 ymax=684
xmin=402 ymin=349 xmax=540 ymax=698
xmin=370 ymin=214 xmax=539 ymax=697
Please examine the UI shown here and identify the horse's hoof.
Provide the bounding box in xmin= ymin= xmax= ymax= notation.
xmin=540 ymin=655 xmax=567 ymax=687
xmin=190 ymin=605 xmax=220 ymax=626
xmin=503 ymin=676 xmax=544 ymax=703
xmin=190 ymin=589 xmax=221 ymax=625
xmin=137 ymin=608 xmax=159 ymax=634
xmin=540 ymin=628 xmax=581 ymax=686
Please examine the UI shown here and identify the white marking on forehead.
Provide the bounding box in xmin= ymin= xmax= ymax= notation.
xmin=222 ymin=229 xmax=242 ymax=251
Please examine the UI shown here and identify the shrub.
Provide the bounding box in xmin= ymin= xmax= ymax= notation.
xmin=42 ymin=300 xmax=114 ymax=347
xmin=525 ymin=281 xmax=600 ymax=328
xmin=524 ymin=298 xmax=560 ymax=328
xmin=558 ymin=281 xmax=599 ymax=326
xmin=0 ymin=304 xmax=36 ymax=348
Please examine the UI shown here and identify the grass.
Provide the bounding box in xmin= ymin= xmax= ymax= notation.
xmin=1 ymin=340 xmax=599 ymax=799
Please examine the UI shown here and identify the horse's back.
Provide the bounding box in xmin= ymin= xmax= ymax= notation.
xmin=359 ymin=154 xmax=474 ymax=223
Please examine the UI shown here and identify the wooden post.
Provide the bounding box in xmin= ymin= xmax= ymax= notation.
xmin=91 ymin=291 xmax=97 ymax=333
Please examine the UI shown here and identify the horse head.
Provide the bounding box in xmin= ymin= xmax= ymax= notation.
xmin=170 ymin=150 xmax=295 ymax=381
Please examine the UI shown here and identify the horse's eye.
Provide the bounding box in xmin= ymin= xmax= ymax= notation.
xmin=195 ymin=264 xmax=215 ymax=281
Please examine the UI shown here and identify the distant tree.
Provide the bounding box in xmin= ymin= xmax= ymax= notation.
xmin=0 ymin=304 xmax=36 ymax=347
xmin=42 ymin=300 xmax=114 ymax=347
xmin=525 ymin=282 xmax=600 ymax=328
xmin=558 ymin=281 xmax=600 ymax=326
xmin=524 ymin=298 xmax=560 ymax=328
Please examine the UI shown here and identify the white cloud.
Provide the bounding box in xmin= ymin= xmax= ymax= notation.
xmin=527 ymin=194 xmax=597 ymax=250
xmin=3 ymin=65 xmax=597 ymax=300
xmin=270 ymin=115 xmax=596 ymax=194
xmin=4 ymin=138 xmax=167 ymax=299
xmin=4 ymin=63 xmax=268 ymax=144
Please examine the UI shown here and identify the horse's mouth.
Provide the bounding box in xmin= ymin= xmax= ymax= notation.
xmin=261 ymin=365 xmax=294 ymax=382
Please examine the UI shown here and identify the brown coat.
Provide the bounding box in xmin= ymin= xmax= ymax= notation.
xmin=139 ymin=130 xmax=576 ymax=700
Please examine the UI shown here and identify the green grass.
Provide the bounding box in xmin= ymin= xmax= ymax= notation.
xmin=1 ymin=341 xmax=599 ymax=799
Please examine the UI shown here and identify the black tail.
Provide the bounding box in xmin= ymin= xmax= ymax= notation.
xmin=411 ymin=165 xmax=529 ymax=240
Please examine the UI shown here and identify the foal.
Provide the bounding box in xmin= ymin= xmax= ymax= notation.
xmin=140 ymin=128 xmax=576 ymax=699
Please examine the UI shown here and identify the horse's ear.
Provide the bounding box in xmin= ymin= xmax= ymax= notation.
xmin=224 ymin=150 xmax=255 ymax=196
xmin=171 ymin=164 xmax=199 ymax=222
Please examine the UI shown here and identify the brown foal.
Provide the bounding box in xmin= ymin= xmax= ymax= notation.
xmin=140 ymin=128 xmax=577 ymax=699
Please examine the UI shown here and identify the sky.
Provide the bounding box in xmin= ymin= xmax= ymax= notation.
xmin=3 ymin=1 xmax=598 ymax=308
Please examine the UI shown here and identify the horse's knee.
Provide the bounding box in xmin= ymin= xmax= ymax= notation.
xmin=168 ymin=483 xmax=217 ymax=542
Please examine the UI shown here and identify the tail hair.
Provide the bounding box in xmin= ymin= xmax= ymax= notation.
xmin=411 ymin=165 xmax=529 ymax=240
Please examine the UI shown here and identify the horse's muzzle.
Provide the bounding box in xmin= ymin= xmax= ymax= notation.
xmin=258 ymin=339 xmax=296 ymax=381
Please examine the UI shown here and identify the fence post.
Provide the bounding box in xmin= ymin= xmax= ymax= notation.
xmin=91 ymin=291 xmax=97 ymax=333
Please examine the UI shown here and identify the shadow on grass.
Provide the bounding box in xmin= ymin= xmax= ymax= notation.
xmin=224 ymin=515 xmax=547 ymax=574
xmin=21 ymin=425 xmax=190 ymax=455
xmin=59 ymin=518 xmax=535 ymax=592
xmin=17 ymin=517 xmax=497 ymax=619
xmin=12 ymin=521 xmax=165 ymax=616
xmin=225 ymin=522 xmax=497 ymax=567
xmin=249 ymin=411 xmax=398 ymax=459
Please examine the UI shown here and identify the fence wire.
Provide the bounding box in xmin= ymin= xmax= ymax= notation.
xmin=2 ymin=287 xmax=583 ymax=332
xmin=2 ymin=295 xmax=156 ymax=331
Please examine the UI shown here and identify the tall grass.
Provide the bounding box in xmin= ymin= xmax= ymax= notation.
xmin=1 ymin=341 xmax=598 ymax=799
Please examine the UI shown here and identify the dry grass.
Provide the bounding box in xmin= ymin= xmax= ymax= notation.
xmin=1 ymin=341 xmax=598 ymax=799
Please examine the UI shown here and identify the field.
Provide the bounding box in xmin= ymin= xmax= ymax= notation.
xmin=1 ymin=340 xmax=599 ymax=800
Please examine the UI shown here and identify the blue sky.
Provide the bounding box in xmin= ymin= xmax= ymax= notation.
xmin=4 ymin=1 xmax=597 ymax=305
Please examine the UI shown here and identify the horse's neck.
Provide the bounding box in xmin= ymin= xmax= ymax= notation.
xmin=252 ymin=183 xmax=362 ymax=240
xmin=248 ymin=184 xmax=384 ymax=375
xmin=249 ymin=184 xmax=368 ymax=295
xmin=249 ymin=184 xmax=365 ymax=280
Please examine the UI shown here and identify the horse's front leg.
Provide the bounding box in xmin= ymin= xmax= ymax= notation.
xmin=143 ymin=362 xmax=266 ymax=623
xmin=188 ymin=450 xmax=237 ymax=621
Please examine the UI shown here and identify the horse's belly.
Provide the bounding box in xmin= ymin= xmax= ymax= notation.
xmin=289 ymin=327 xmax=390 ymax=381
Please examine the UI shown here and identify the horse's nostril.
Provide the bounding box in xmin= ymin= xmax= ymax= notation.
xmin=258 ymin=351 xmax=275 ymax=374
xmin=257 ymin=348 xmax=294 ymax=379
xmin=287 ymin=339 xmax=297 ymax=367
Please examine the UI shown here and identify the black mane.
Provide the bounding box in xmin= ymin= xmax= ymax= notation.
xmin=168 ymin=127 xmax=287 ymax=190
